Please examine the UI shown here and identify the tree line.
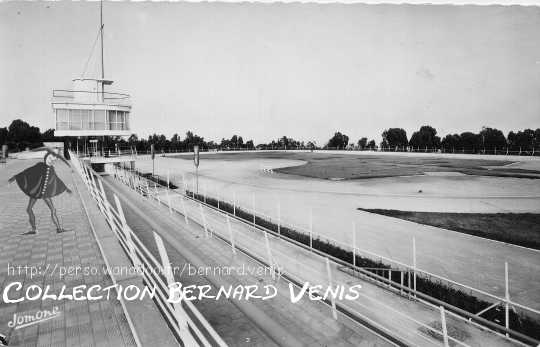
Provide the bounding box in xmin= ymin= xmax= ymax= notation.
xmin=2 ymin=119 xmax=539 ymax=155
xmin=324 ymin=126 xmax=540 ymax=154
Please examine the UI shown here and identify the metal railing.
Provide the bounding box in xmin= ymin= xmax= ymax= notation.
xmin=69 ymin=151 xmax=227 ymax=347
xmin=112 ymin=164 xmax=540 ymax=346
xmin=53 ymin=89 xmax=131 ymax=106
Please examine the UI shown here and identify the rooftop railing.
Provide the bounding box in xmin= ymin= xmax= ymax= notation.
xmin=52 ymin=89 xmax=131 ymax=107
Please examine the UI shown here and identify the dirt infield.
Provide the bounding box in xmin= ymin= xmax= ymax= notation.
xmin=359 ymin=209 xmax=540 ymax=249
xmin=170 ymin=151 xmax=540 ymax=179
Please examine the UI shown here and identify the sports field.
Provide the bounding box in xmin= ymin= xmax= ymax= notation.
xmin=135 ymin=150 xmax=540 ymax=310
xmin=189 ymin=151 xmax=540 ymax=179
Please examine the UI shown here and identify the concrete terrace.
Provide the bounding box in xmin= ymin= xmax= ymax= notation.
xmin=0 ymin=159 xmax=137 ymax=346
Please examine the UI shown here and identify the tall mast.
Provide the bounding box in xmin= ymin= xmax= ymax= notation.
xmin=100 ymin=0 xmax=104 ymax=80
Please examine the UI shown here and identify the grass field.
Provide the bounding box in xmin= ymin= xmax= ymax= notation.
xmin=359 ymin=209 xmax=540 ymax=249
xmin=173 ymin=151 xmax=540 ymax=179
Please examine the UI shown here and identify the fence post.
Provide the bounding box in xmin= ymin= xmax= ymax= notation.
xmin=252 ymin=193 xmax=256 ymax=226
xmin=145 ymin=181 xmax=151 ymax=199
xmin=199 ymin=203 xmax=209 ymax=237
xmin=154 ymin=181 xmax=161 ymax=204
xmin=505 ymin=262 xmax=510 ymax=337
xmin=264 ymin=231 xmax=275 ymax=280
xmin=182 ymin=173 xmax=186 ymax=195
xmin=97 ymin=179 xmax=114 ymax=230
xmin=154 ymin=232 xmax=197 ymax=346
xmin=181 ymin=196 xmax=189 ymax=225
xmin=309 ymin=207 xmax=313 ymax=250
xmin=413 ymin=237 xmax=417 ymax=297
xmin=233 ymin=190 xmax=236 ymax=216
xmin=440 ymin=306 xmax=449 ymax=347
xmin=277 ymin=199 xmax=281 ymax=236
xmin=226 ymin=215 xmax=236 ymax=254
xmin=325 ymin=258 xmax=338 ymax=320
xmin=113 ymin=194 xmax=139 ymax=268
xmin=166 ymin=171 xmax=172 ymax=214
xmin=89 ymin=172 xmax=102 ymax=212
xmin=352 ymin=221 xmax=356 ymax=267
xmin=400 ymin=271 xmax=404 ymax=295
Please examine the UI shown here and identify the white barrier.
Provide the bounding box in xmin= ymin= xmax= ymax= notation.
xmin=70 ymin=152 xmax=228 ymax=347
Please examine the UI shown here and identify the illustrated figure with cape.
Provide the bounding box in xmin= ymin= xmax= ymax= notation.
xmin=8 ymin=147 xmax=73 ymax=234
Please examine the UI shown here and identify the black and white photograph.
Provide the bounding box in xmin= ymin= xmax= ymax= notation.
xmin=1 ymin=0 xmax=539 ymax=346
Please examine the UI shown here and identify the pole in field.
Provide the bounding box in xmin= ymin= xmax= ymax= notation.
xmin=309 ymin=207 xmax=313 ymax=250
xmin=352 ymin=221 xmax=356 ymax=268
xmin=277 ymin=199 xmax=281 ymax=236
xmin=151 ymin=144 xmax=155 ymax=177
xmin=233 ymin=191 xmax=236 ymax=216
xmin=166 ymin=171 xmax=172 ymax=213
xmin=193 ymin=145 xmax=200 ymax=194
xmin=252 ymin=193 xmax=256 ymax=226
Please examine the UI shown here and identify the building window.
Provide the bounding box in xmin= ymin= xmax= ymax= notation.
xmin=55 ymin=108 xmax=129 ymax=132
xmin=94 ymin=110 xmax=106 ymax=130
xmin=108 ymin=110 xmax=128 ymax=130
xmin=56 ymin=109 xmax=69 ymax=130
xmin=125 ymin=112 xmax=130 ymax=130
xmin=81 ymin=109 xmax=91 ymax=130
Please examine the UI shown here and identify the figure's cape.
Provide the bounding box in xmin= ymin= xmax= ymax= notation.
xmin=15 ymin=162 xmax=67 ymax=199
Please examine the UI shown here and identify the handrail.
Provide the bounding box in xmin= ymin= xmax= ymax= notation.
xmin=53 ymin=89 xmax=130 ymax=99
xmin=69 ymin=151 xmax=227 ymax=347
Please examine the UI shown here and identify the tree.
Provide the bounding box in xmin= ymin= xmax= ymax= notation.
xmin=357 ymin=137 xmax=368 ymax=149
xmin=245 ymin=140 xmax=254 ymax=149
xmin=479 ymin=127 xmax=506 ymax=151
xmin=458 ymin=132 xmax=481 ymax=151
xmin=441 ymin=134 xmax=461 ymax=151
xmin=41 ymin=129 xmax=56 ymax=141
xmin=508 ymin=129 xmax=536 ymax=151
xmin=7 ymin=119 xmax=42 ymax=150
xmin=381 ymin=128 xmax=408 ymax=149
xmin=409 ymin=125 xmax=441 ymax=149
xmin=367 ymin=140 xmax=376 ymax=149
xmin=0 ymin=127 xmax=7 ymax=145
xmin=327 ymin=132 xmax=349 ymax=149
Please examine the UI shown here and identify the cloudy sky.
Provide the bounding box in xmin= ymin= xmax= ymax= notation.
xmin=1 ymin=1 xmax=539 ymax=145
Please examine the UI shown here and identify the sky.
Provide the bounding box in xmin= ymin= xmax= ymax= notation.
xmin=1 ymin=1 xmax=539 ymax=145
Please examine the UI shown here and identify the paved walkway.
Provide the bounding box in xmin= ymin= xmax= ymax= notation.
xmin=0 ymin=159 xmax=135 ymax=347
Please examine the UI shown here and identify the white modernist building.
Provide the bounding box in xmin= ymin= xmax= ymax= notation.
xmin=52 ymin=78 xmax=131 ymax=137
